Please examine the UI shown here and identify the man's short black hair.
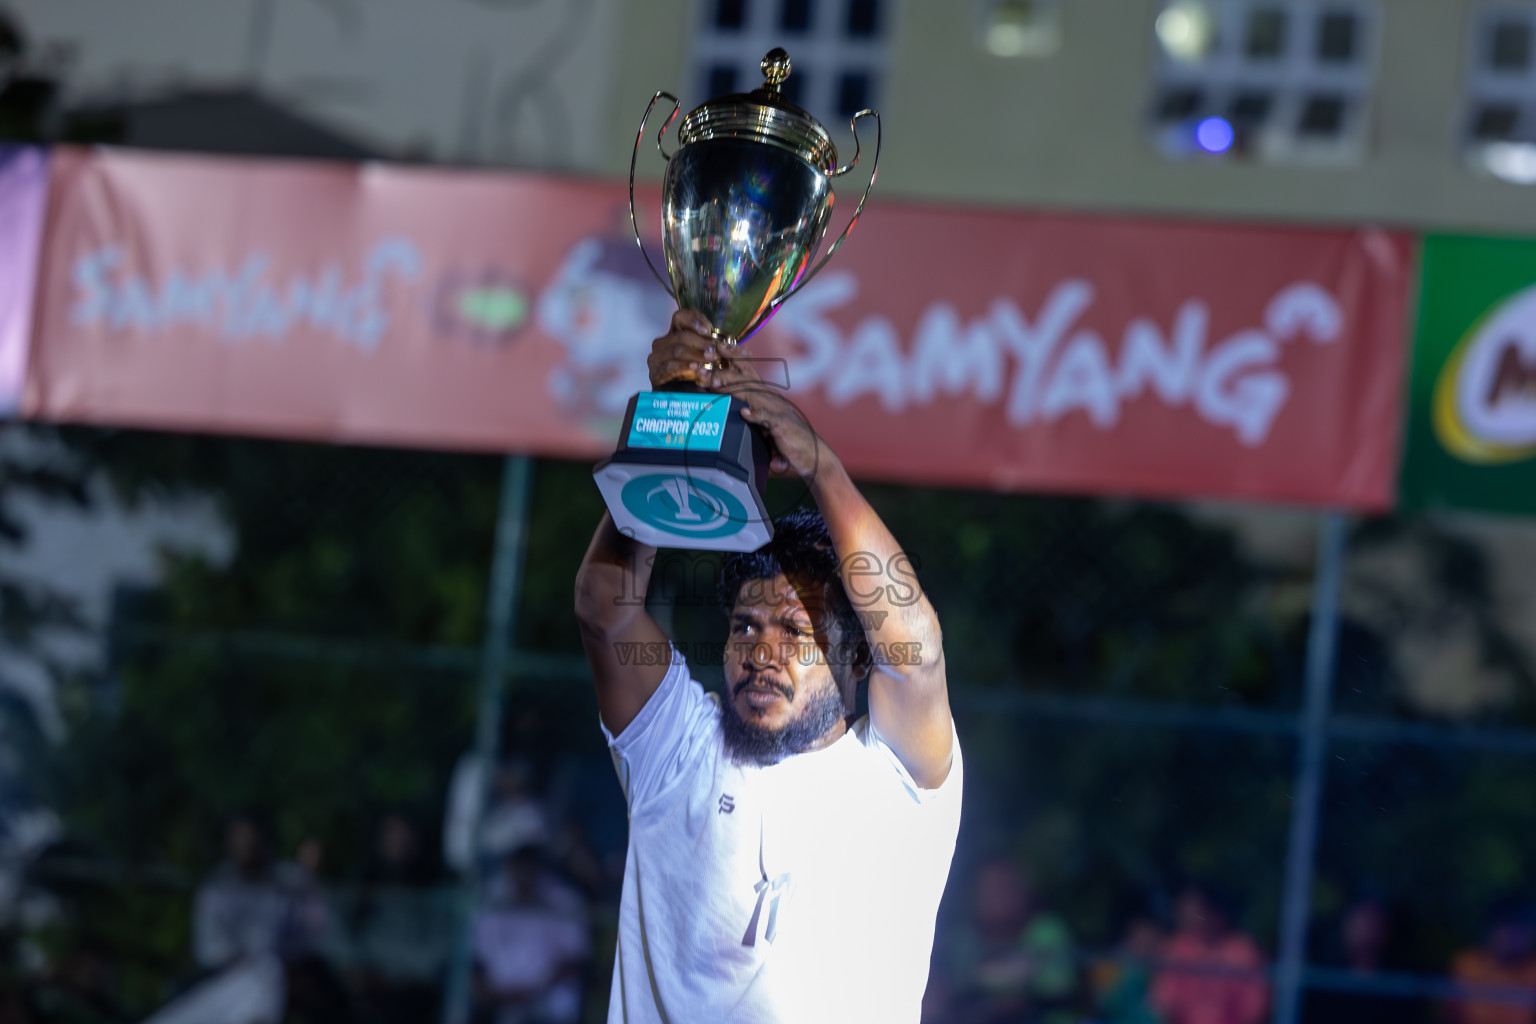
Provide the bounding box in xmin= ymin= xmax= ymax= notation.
xmin=717 ymin=506 xmax=868 ymax=674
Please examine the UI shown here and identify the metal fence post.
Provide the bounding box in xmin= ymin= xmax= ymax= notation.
xmin=441 ymin=454 xmax=536 ymax=1024
xmin=1273 ymin=512 xmax=1349 ymax=1024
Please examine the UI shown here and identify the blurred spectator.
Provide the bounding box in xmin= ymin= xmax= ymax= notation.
xmin=347 ymin=813 xmax=454 ymax=1024
xmin=1150 ymin=884 xmax=1268 ymax=1024
xmin=1306 ymin=897 xmax=1423 ymax=1024
xmin=1091 ymin=915 xmax=1163 ymax=1024
xmin=274 ymin=836 xmax=337 ymax=959
xmin=275 ymin=836 xmax=356 ymax=1024
xmin=480 ymin=761 xmax=551 ymax=865
xmin=144 ymin=815 xmax=288 ymax=1024
xmin=473 ymin=843 xmax=589 ymax=1024
xmin=370 ymin=813 xmax=440 ymax=888
xmin=445 ymin=755 xmax=551 ymax=877
xmin=943 ymin=857 xmax=1080 ymax=1023
xmin=192 ymin=815 xmax=287 ymax=972
xmin=1448 ymin=901 xmax=1536 ymax=1024
xmin=545 ymin=753 xmax=628 ymax=903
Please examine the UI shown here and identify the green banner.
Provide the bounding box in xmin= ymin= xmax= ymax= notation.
xmin=1402 ymin=235 xmax=1536 ymax=513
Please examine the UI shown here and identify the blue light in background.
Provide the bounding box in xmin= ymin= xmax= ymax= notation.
xmin=1196 ymin=116 xmax=1235 ymax=154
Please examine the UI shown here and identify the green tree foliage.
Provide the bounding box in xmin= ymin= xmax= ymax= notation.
xmin=0 ymin=426 xmax=94 ymax=1013
xmin=30 ymin=429 xmax=504 ymax=1014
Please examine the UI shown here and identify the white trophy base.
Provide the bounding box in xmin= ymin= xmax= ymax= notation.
xmin=594 ymin=461 xmax=773 ymax=552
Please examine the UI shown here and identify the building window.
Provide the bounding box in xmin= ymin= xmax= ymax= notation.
xmin=1161 ymin=86 xmax=1204 ymax=121
xmin=1298 ymin=94 xmax=1347 ymax=135
xmin=689 ymin=0 xmax=888 ymax=130
xmin=1147 ymin=0 xmax=1380 ymax=164
xmin=705 ymin=64 xmax=739 ymax=99
xmin=975 ymin=0 xmax=1065 ymax=58
xmin=714 ymin=0 xmax=748 ymax=31
xmin=779 ymin=70 xmax=808 ymax=106
xmin=1474 ymin=102 xmax=1521 ymax=139
xmin=1246 ymin=8 xmax=1288 ymax=60
xmin=1490 ymin=16 xmax=1533 ymax=70
xmin=1317 ymin=10 xmax=1359 ymax=62
xmin=1465 ymin=4 xmax=1536 ymax=183
xmin=845 ymin=0 xmax=881 ymax=37
xmin=836 ymin=70 xmax=871 ymax=116
xmin=781 ymin=0 xmax=813 ymax=33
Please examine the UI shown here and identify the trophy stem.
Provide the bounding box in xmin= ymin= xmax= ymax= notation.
xmin=702 ymin=331 xmax=739 ymax=374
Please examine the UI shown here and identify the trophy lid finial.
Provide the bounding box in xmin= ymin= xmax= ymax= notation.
xmin=760 ymin=48 xmax=791 ymax=91
xmin=675 ymin=45 xmax=837 ymax=172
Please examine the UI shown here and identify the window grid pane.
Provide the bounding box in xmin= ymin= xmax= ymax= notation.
xmin=1231 ymin=90 xmax=1275 ymax=126
xmin=692 ymin=0 xmax=889 ymax=129
xmin=1317 ymin=11 xmax=1359 ymax=62
xmin=714 ymin=0 xmax=748 ymax=31
xmin=1159 ymin=86 xmax=1205 ymax=121
xmin=1148 ymin=0 xmax=1377 ymax=163
xmin=780 ymin=70 xmax=807 ymax=106
xmin=1474 ymin=102 xmax=1522 ymax=139
xmin=845 ymin=0 xmax=880 ymax=38
xmin=1246 ymin=8 xmax=1289 ymax=60
xmin=1464 ymin=4 xmax=1536 ymax=170
xmin=1298 ymin=94 xmax=1347 ymax=135
xmin=1490 ymin=18 xmax=1533 ymax=71
xmin=836 ymin=70 xmax=872 ymax=117
xmin=706 ymin=64 xmax=738 ymax=99
xmin=781 ymin=0 xmax=813 ymax=33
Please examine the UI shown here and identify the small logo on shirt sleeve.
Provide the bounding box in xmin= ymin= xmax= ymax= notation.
xmin=718 ymin=794 xmax=735 ymax=814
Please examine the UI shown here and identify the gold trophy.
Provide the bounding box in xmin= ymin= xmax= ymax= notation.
xmin=593 ymin=48 xmax=880 ymax=551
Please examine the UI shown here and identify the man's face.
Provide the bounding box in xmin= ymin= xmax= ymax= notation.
xmin=720 ymin=573 xmax=850 ymax=765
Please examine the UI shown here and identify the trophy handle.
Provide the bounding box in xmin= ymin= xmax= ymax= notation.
xmin=774 ymin=107 xmax=881 ymax=306
xmin=630 ymin=90 xmax=681 ymax=299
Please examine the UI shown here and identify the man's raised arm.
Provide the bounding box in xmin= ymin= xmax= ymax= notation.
xmin=575 ymin=310 xmax=725 ymax=735
xmin=574 ymin=511 xmax=670 ymax=737
xmin=802 ymin=447 xmax=952 ymax=789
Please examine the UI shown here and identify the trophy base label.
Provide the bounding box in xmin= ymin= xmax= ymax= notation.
xmin=626 ymin=392 xmax=731 ymax=453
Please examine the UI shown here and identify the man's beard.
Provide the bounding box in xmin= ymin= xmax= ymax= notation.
xmin=719 ymin=678 xmax=847 ymax=767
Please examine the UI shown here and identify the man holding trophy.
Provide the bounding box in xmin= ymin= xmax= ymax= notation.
xmin=574 ymin=50 xmax=962 ymax=1023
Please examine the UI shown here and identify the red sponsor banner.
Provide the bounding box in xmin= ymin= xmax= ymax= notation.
xmin=25 ymin=147 xmax=1411 ymax=508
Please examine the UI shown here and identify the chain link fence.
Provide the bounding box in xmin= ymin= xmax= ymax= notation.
xmin=3 ymin=423 xmax=1536 ymax=1023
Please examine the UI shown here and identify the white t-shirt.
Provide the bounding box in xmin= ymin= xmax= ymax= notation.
xmin=602 ymin=646 xmax=963 ymax=1023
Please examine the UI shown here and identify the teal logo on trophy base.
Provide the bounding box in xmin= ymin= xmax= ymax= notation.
xmin=619 ymin=473 xmax=749 ymax=539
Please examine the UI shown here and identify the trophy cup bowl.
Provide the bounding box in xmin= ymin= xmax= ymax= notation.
xmin=662 ymin=138 xmax=832 ymax=347
xmin=592 ymin=48 xmax=880 ymax=552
